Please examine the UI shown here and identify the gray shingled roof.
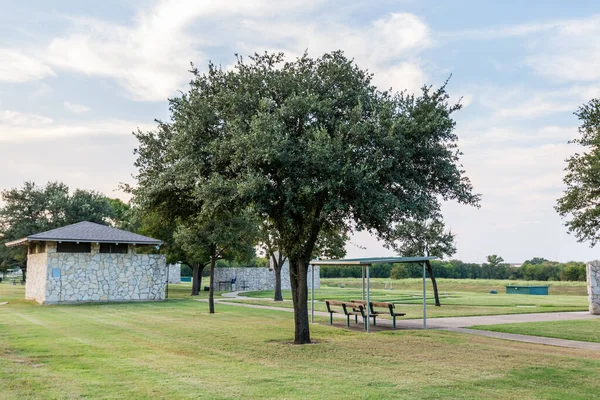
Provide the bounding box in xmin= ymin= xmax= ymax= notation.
xmin=5 ymin=221 xmax=162 ymax=247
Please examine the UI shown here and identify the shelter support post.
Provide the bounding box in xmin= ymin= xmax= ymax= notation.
xmin=311 ymin=264 xmax=315 ymax=323
xmin=423 ymin=262 xmax=427 ymax=329
xmin=362 ymin=266 xmax=365 ymax=301
xmin=366 ymin=265 xmax=370 ymax=333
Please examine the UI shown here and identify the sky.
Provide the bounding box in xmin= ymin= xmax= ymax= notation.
xmin=1 ymin=0 xmax=600 ymax=263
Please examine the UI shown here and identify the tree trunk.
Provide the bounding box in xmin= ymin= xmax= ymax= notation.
xmin=274 ymin=264 xmax=283 ymax=301
xmin=289 ymin=258 xmax=310 ymax=344
xmin=426 ymin=261 xmax=441 ymax=307
xmin=209 ymin=245 xmax=216 ymax=314
xmin=191 ymin=263 xmax=201 ymax=296
xmin=21 ymin=266 xmax=27 ymax=282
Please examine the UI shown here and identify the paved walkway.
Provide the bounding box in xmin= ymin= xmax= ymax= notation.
xmin=448 ymin=327 xmax=600 ymax=350
xmin=204 ymin=296 xmax=600 ymax=350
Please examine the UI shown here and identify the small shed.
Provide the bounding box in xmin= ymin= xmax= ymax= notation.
xmin=5 ymin=221 xmax=166 ymax=304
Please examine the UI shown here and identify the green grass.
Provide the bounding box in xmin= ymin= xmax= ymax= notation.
xmin=235 ymin=278 xmax=588 ymax=318
xmin=1 ymin=282 xmax=600 ymax=399
xmin=471 ymin=320 xmax=600 ymax=343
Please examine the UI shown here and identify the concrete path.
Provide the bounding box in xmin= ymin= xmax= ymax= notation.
xmin=206 ymin=298 xmax=600 ymax=350
xmin=405 ymin=311 xmax=600 ymax=329
xmin=220 ymin=291 xmax=253 ymax=300
xmin=447 ymin=327 xmax=600 ymax=350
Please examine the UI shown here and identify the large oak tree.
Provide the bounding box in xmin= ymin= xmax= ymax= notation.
xmin=133 ymin=51 xmax=479 ymax=344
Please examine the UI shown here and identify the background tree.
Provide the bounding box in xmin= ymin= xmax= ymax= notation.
xmin=130 ymin=116 xmax=259 ymax=312
xmin=386 ymin=215 xmax=456 ymax=306
xmin=557 ymin=98 xmax=600 ymax=245
xmin=259 ymin=220 xmax=287 ymax=301
xmin=486 ymin=254 xmax=504 ymax=267
xmin=261 ymin=220 xmax=348 ymax=302
xmin=0 ymin=181 xmax=116 ymax=281
xmin=523 ymin=257 xmax=548 ymax=265
xmin=174 ymin=210 xmax=257 ymax=313
xmin=132 ymin=209 xmax=208 ymax=296
xmin=134 ymin=51 xmax=479 ymax=343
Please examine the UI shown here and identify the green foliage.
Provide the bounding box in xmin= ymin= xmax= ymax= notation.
xmin=387 ymin=215 xmax=456 ymax=258
xmin=133 ymin=50 xmax=479 ymax=341
xmin=321 ymin=259 xmax=587 ymax=282
xmin=0 ymin=181 xmax=115 ymax=272
xmin=486 ymin=254 xmax=504 ymax=267
xmin=523 ymin=257 xmax=548 ymax=265
xmin=556 ymin=98 xmax=600 ymax=245
xmin=390 ymin=265 xmax=408 ymax=279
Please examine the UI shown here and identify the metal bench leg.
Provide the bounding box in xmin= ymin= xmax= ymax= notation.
xmin=373 ymin=316 xmax=376 ymax=326
xmin=355 ymin=315 xmax=358 ymax=324
xmin=393 ymin=315 xmax=396 ymax=329
xmin=329 ymin=313 xmax=333 ymax=325
xmin=346 ymin=315 xmax=350 ymax=328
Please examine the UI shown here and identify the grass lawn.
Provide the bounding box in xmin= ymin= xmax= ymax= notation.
xmin=2 ymin=282 xmax=600 ymax=399
xmin=235 ymin=278 xmax=588 ymax=318
xmin=471 ymin=320 xmax=600 ymax=343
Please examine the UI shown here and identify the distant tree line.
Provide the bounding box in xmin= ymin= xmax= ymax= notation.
xmin=321 ymin=257 xmax=587 ymax=282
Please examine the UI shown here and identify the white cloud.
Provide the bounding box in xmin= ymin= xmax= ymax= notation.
xmin=64 ymin=101 xmax=90 ymax=114
xmin=459 ymin=125 xmax=577 ymax=148
xmin=525 ymin=16 xmax=600 ymax=82
xmin=32 ymin=83 xmax=53 ymax=98
xmin=39 ymin=1 xmax=430 ymax=100
xmin=441 ymin=14 xmax=600 ymax=84
xmin=42 ymin=0 xmax=331 ymax=101
xmin=236 ymin=12 xmax=430 ymax=93
xmin=0 ymin=110 xmax=53 ymax=126
xmin=470 ymin=84 xmax=596 ymax=121
xmin=0 ymin=110 xmax=152 ymax=142
xmin=0 ymin=49 xmax=55 ymax=83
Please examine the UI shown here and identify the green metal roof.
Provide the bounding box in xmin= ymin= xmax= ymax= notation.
xmin=310 ymin=256 xmax=438 ymax=265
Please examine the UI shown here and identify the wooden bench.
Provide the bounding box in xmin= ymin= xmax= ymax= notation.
xmin=325 ymin=300 xmax=366 ymax=328
xmin=370 ymin=301 xmax=406 ymax=329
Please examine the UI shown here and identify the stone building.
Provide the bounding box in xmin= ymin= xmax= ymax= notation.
xmin=167 ymin=263 xmax=182 ymax=284
xmin=212 ymin=258 xmax=320 ymax=292
xmin=5 ymin=221 xmax=166 ymax=304
xmin=587 ymin=260 xmax=600 ymax=314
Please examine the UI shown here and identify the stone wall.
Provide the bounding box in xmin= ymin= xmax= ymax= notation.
xmin=587 ymin=260 xmax=600 ymax=314
xmin=167 ymin=263 xmax=181 ymax=284
xmin=25 ymin=253 xmax=47 ymax=303
xmin=39 ymin=242 xmax=167 ymax=304
xmin=212 ymin=260 xmax=320 ymax=292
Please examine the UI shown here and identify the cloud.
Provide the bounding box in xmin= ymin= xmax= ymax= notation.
xmin=470 ymin=84 xmax=596 ymax=121
xmin=39 ymin=1 xmax=430 ymax=101
xmin=0 ymin=110 xmax=53 ymax=126
xmin=525 ymin=16 xmax=600 ymax=82
xmin=0 ymin=110 xmax=153 ymax=142
xmin=42 ymin=0 xmax=330 ymax=101
xmin=0 ymin=49 xmax=55 ymax=83
xmin=459 ymin=125 xmax=577 ymax=148
xmin=64 ymin=101 xmax=90 ymax=114
xmin=440 ymin=14 xmax=600 ymax=84
xmin=236 ymin=12 xmax=430 ymax=93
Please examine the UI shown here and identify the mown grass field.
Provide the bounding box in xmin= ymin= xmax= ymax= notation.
xmin=1 ymin=280 xmax=598 ymax=399
xmin=234 ymin=278 xmax=588 ymax=319
xmin=471 ymin=320 xmax=600 ymax=343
